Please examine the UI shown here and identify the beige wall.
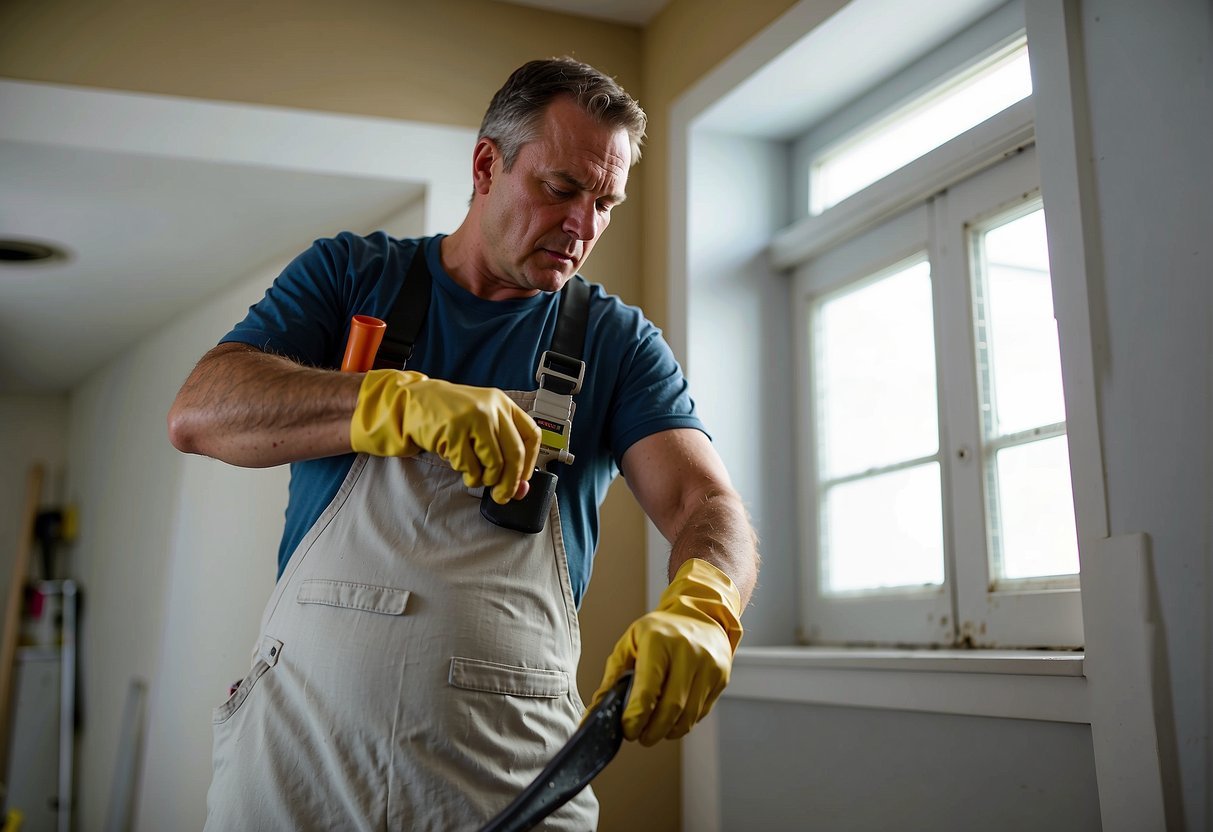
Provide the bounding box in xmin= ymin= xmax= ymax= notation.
xmin=0 ymin=0 xmax=802 ymax=828
xmin=0 ymin=0 xmax=638 ymax=127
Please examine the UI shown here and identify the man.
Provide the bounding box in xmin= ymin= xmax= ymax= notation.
xmin=168 ymin=57 xmax=758 ymax=830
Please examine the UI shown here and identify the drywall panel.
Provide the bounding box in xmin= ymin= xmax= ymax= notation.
xmin=716 ymin=698 xmax=1101 ymax=831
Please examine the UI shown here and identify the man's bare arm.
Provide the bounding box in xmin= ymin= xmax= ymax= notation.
xmin=620 ymin=428 xmax=759 ymax=605
xmin=167 ymin=342 xmax=363 ymax=468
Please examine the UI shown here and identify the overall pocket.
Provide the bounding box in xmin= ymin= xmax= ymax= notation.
xmin=448 ymin=656 xmax=569 ymax=698
xmin=212 ymin=634 xmax=283 ymax=724
xmin=296 ymin=578 xmax=411 ymax=615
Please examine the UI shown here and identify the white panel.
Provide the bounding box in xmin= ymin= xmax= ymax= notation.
xmin=1080 ymin=533 xmax=1168 ymax=831
xmin=717 ymin=697 xmax=1101 ymax=832
xmin=7 ymin=652 xmax=62 ymax=832
xmin=1019 ymin=1 xmax=1108 ymax=544
xmin=680 ymin=709 xmax=721 ymax=832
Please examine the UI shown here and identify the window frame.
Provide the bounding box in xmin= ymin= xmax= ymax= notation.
xmin=775 ymin=2 xmax=1085 ymax=649
xmin=794 ymin=142 xmax=1083 ymax=649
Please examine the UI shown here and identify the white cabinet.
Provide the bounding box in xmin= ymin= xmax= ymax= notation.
xmin=5 ymin=581 xmax=77 ymax=832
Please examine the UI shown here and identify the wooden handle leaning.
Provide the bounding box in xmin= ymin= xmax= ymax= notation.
xmin=0 ymin=463 xmax=45 ymax=788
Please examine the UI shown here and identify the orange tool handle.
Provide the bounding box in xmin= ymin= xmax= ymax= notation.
xmin=340 ymin=315 xmax=387 ymax=373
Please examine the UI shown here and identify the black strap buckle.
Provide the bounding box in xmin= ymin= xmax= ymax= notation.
xmin=536 ymin=350 xmax=585 ymax=396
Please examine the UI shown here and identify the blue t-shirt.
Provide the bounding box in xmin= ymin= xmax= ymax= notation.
xmin=220 ymin=232 xmax=704 ymax=604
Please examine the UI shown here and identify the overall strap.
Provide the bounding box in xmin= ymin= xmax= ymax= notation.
xmin=551 ymin=275 xmax=590 ymax=362
xmin=375 ymin=242 xmax=433 ymax=370
xmin=374 ymin=241 xmax=592 ymax=372
xmin=537 ymin=276 xmax=590 ymax=396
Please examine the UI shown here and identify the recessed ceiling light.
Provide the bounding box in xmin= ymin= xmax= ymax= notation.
xmin=0 ymin=239 xmax=69 ymax=264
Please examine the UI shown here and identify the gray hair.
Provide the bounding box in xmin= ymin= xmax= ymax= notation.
xmin=478 ymin=57 xmax=647 ymax=169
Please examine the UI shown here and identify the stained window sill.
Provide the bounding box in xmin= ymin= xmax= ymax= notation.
xmin=723 ymin=646 xmax=1090 ymax=724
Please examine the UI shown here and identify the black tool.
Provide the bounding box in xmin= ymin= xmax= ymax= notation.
xmin=34 ymin=508 xmax=66 ymax=580
xmin=480 ymin=467 xmax=559 ymax=535
xmin=479 ymin=671 xmax=633 ymax=832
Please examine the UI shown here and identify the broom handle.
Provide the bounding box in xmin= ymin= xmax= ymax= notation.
xmin=0 ymin=464 xmax=45 ymax=788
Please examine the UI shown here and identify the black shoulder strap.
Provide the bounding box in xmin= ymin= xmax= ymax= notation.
xmin=374 ymin=241 xmax=591 ymax=374
xmin=375 ymin=244 xmax=433 ymax=370
xmin=551 ymin=276 xmax=590 ymax=361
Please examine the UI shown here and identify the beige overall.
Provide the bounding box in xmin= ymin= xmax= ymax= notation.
xmin=205 ymin=392 xmax=597 ymax=831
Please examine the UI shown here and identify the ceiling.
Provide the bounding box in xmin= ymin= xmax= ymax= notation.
xmin=0 ymin=139 xmax=423 ymax=395
xmin=500 ymin=0 xmax=670 ymax=25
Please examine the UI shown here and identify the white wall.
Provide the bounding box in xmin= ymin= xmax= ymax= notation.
xmin=716 ymin=698 xmax=1100 ymax=831
xmin=1078 ymin=0 xmax=1212 ymax=824
xmin=65 ymin=264 xmax=277 ymax=828
xmin=687 ymin=131 xmax=797 ymax=645
xmin=63 ymin=186 xmax=445 ymax=829
xmin=132 ymin=199 xmax=429 ymax=831
xmin=66 ymin=198 xmax=434 ymax=829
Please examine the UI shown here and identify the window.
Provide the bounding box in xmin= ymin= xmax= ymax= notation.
xmin=810 ymin=37 xmax=1032 ymax=215
xmin=972 ymin=205 xmax=1080 ymax=587
xmin=798 ymin=144 xmax=1081 ymax=649
xmin=815 ymin=257 xmax=945 ymax=595
xmin=790 ymin=22 xmax=1082 ymax=650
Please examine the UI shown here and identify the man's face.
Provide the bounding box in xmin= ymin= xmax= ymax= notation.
xmin=478 ymin=96 xmax=630 ymax=294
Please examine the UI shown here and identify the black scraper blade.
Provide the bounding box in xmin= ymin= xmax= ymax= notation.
xmin=480 ymin=671 xmax=633 ymax=832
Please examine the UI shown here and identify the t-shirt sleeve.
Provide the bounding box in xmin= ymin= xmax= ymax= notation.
xmin=219 ymin=236 xmax=353 ymax=367
xmin=607 ymin=314 xmax=708 ymax=463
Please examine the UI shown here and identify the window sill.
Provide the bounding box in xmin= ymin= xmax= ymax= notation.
xmin=723 ymin=646 xmax=1090 ymax=724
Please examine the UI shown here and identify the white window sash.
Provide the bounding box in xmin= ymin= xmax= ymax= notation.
xmin=795 ymin=204 xmax=955 ymax=646
xmin=935 ymin=144 xmax=1083 ymax=648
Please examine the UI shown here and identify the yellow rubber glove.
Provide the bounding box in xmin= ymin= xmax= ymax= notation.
xmin=588 ymin=558 xmax=743 ymax=746
xmin=350 ymin=369 xmax=541 ymax=504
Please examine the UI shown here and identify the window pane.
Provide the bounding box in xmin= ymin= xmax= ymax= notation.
xmin=977 ymin=208 xmax=1066 ymax=436
xmin=812 ymin=41 xmax=1032 ymax=213
xmin=817 ymin=260 xmax=938 ymax=478
xmin=822 ymin=463 xmax=944 ymax=593
xmin=992 ymin=436 xmax=1079 ymax=580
